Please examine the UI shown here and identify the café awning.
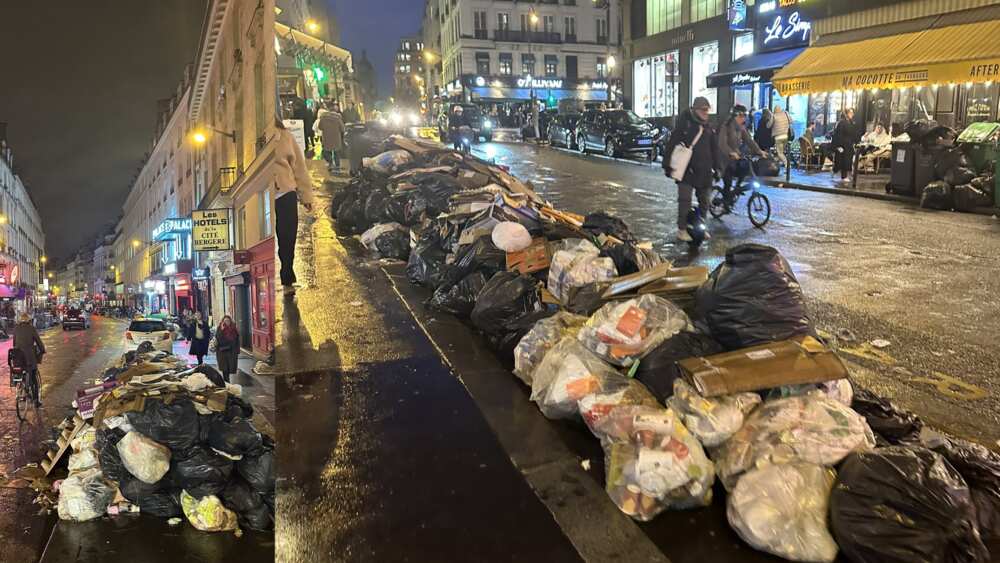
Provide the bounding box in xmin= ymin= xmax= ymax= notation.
xmin=774 ymin=12 xmax=1000 ymax=96
xmin=707 ymin=48 xmax=804 ymax=88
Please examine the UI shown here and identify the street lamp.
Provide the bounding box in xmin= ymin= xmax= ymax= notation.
xmin=190 ymin=127 xmax=236 ymax=145
xmin=305 ymin=19 xmax=320 ymax=34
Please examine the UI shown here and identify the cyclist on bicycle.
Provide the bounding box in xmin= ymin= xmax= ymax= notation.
xmin=662 ymin=96 xmax=724 ymax=242
xmin=718 ymin=105 xmax=768 ymax=207
xmin=13 ymin=312 xmax=44 ymax=407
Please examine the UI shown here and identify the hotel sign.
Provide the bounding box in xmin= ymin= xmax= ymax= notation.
xmin=192 ymin=209 xmax=232 ymax=252
xmin=152 ymin=217 xmax=192 ymax=241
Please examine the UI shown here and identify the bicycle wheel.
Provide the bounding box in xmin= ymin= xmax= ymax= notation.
xmin=708 ymin=187 xmax=728 ymax=219
xmin=15 ymin=383 xmax=27 ymax=421
xmin=747 ymin=192 xmax=771 ymax=228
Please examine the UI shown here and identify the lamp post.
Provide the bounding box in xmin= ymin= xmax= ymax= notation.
xmin=594 ymin=0 xmax=620 ymax=106
xmin=529 ymin=8 xmax=540 ymax=140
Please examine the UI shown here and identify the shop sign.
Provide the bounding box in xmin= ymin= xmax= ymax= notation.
xmin=163 ymin=262 xmax=177 ymax=276
xmin=761 ymin=10 xmax=811 ymax=51
xmin=192 ymin=209 xmax=232 ymax=251
xmin=516 ymin=77 xmax=563 ymax=89
xmin=728 ymin=0 xmax=748 ymax=30
xmin=671 ymin=29 xmax=695 ymax=47
xmin=233 ymin=250 xmax=252 ymax=265
xmin=152 ymin=218 xmax=193 ymax=241
xmin=175 ymin=276 xmax=191 ymax=292
xmin=192 ymin=267 xmax=210 ymax=280
xmin=732 ymin=73 xmax=763 ymax=84
xmin=10 ymin=265 xmax=18 ymax=286
xmin=143 ymin=280 xmax=166 ymax=294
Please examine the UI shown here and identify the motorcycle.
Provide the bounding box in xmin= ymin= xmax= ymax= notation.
xmin=452 ymin=125 xmax=474 ymax=154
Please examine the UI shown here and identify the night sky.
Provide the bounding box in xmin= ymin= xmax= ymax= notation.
xmin=329 ymin=0 xmax=424 ymax=99
xmin=0 ymin=0 xmax=207 ymax=264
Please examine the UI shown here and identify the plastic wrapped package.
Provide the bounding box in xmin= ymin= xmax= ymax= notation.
xmin=491 ymin=221 xmax=532 ymax=252
xmin=598 ymin=408 xmax=715 ymax=519
xmin=363 ymin=149 xmax=411 ymax=174
xmin=927 ymin=435 xmax=1000 ymax=542
xmin=529 ymin=338 xmax=624 ymax=420
xmin=728 ymin=463 xmax=838 ymax=562
xmin=116 ymin=431 xmax=171 ymax=484
xmin=668 ymin=380 xmax=761 ymax=447
xmin=713 ymin=395 xmax=875 ymax=490
xmin=512 ymin=312 xmax=587 ymax=386
xmin=57 ymin=468 xmax=115 ymax=521
xmin=180 ymin=490 xmax=240 ymax=532
xmin=578 ymin=295 xmax=690 ymax=367
xmin=68 ymin=448 xmax=101 ymax=472
xmin=830 ymin=447 xmax=990 ymax=563
xmin=547 ymin=245 xmax=617 ymax=304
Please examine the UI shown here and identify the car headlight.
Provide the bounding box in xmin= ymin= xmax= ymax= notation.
xmin=483 ymin=119 xmax=492 ymax=129
xmin=409 ymin=112 xmax=420 ymax=125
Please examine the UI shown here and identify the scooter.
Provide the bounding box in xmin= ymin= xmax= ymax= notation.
xmin=685 ymin=205 xmax=708 ymax=249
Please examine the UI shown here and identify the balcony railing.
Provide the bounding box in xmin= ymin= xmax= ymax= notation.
xmin=493 ymin=29 xmax=562 ymax=44
xmin=474 ymin=29 xmax=488 ymax=39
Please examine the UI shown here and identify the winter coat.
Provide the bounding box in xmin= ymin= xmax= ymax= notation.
xmin=662 ymin=108 xmax=722 ymax=189
xmin=832 ymin=118 xmax=861 ymax=149
xmin=186 ymin=320 xmax=212 ymax=357
xmin=273 ymin=128 xmax=315 ymax=205
xmin=215 ymin=327 xmax=240 ymax=376
xmin=315 ymin=111 xmax=346 ymax=151
xmin=755 ymin=111 xmax=774 ymax=150
xmin=719 ymin=118 xmax=764 ymax=160
xmin=771 ymin=110 xmax=791 ymax=140
xmin=13 ymin=321 xmax=44 ymax=371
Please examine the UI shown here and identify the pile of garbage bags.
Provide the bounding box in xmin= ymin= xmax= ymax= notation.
xmin=340 ymin=136 xmax=998 ymax=562
xmin=55 ymin=350 xmax=274 ymax=533
xmin=905 ymin=121 xmax=996 ymax=212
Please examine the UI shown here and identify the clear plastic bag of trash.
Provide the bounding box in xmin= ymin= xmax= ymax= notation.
xmin=599 ymin=408 xmax=715 ymax=520
xmin=57 ymin=468 xmax=115 ymax=521
xmin=578 ymin=295 xmax=690 ymax=367
xmin=513 ymin=312 xmax=587 ymax=387
xmin=530 ymin=337 xmax=624 ymax=420
xmin=491 ymin=221 xmax=532 ymax=252
xmin=547 ymin=244 xmax=617 ymax=304
xmin=728 ymin=463 xmax=838 ymax=562
xmin=578 ymin=379 xmax=660 ymax=431
xmin=363 ymin=149 xmax=411 ymax=175
xmin=67 ymin=448 xmax=101 ymax=473
xmin=764 ymin=378 xmax=854 ymax=407
xmin=668 ymin=379 xmax=761 ymax=447
xmin=713 ymin=395 xmax=875 ymax=490
xmin=70 ymin=426 xmax=97 ymax=452
xmin=117 ymin=430 xmax=171 ymax=484
xmin=180 ymin=490 xmax=240 ymax=532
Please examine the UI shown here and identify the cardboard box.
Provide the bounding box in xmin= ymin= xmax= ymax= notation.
xmin=507 ymin=238 xmax=551 ymax=274
xmin=678 ymin=336 xmax=848 ymax=397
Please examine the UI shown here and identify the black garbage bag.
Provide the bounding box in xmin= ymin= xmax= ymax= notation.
xmin=413 ymin=173 xmax=463 ymax=215
xmin=635 ymin=331 xmax=725 ymax=403
xmin=599 ymin=242 xmax=661 ymax=276
xmin=904 ymin=119 xmax=938 ymax=143
xmin=406 ymin=234 xmax=448 ymax=287
xmin=850 ymin=388 xmax=923 ymax=446
xmin=426 ymin=272 xmax=488 ymax=317
xmin=935 ymin=148 xmax=970 ymax=179
xmin=191 ymin=364 xmax=225 ymax=387
xmin=470 ymin=272 xmax=543 ymax=336
xmin=237 ymin=443 xmax=275 ymax=494
xmin=944 ymin=167 xmax=977 ymax=187
xmin=224 ymin=394 xmax=255 ymax=422
xmin=168 ymin=446 xmax=234 ymax=499
xmin=970 ymin=174 xmax=994 ymax=192
xmin=119 ymin=474 xmax=161 ymax=503
xmin=330 ymin=179 xmax=363 ymax=217
xmin=208 ymin=417 xmax=263 ymax=457
xmin=334 ymin=198 xmax=370 ymax=235
xmin=929 ymin=436 xmax=1000 ymax=542
xmin=542 ymin=221 xmax=585 ymax=242
xmin=830 ymin=447 xmax=989 ymax=563
xmin=582 ymin=212 xmax=635 ymax=243
xmin=364 ymin=188 xmax=390 ymax=224
xmin=136 ymin=341 xmax=155 ymax=354
xmin=694 ymin=244 xmax=811 ymax=350
xmin=953 ymin=184 xmax=994 ymax=213
xmin=240 ymin=504 xmax=274 ymax=531
xmin=401 ymin=193 xmax=428 ymax=226
xmin=488 ymin=309 xmax=558 ymax=362
xmin=923 ymin=125 xmax=958 ymax=149
xmin=383 ymin=191 xmax=412 ymax=225
xmin=221 ymin=477 xmax=264 ymax=513
xmin=137 ymin=490 xmax=182 ymax=518
xmin=441 ymin=237 xmax=505 ymax=289
xmin=372 ymin=228 xmax=411 ymax=261
xmin=921 ymin=180 xmax=953 ymax=210
xmin=125 ymin=399 xmax=201 ymax=453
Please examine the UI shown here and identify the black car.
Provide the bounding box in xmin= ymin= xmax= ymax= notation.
xmin=576 ymin=109 xmax=656 ymax=159
xmin=645 ymin=116 xmax=673 ymax=160
xmin=547 ymin=114 xmax=581 ymax=149
xmin=62 ymin=308 xmax=89 ymax=330
xmin=438 ymin=104 xmax=493 ymax=142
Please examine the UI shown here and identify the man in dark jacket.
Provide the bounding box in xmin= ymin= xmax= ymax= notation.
xmin=718 ymin=105 xmax=768 ymax=203
xmin=662 ymin=96 xmax=723 ymax=242
xmin=831 ymin=108 xmax=861 ymax=182
xmin=13 ymin=313 xmax=45 ymax=406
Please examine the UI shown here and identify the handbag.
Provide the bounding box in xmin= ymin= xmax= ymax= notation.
xmin=669 ymin=124 xmax=704 ymax=182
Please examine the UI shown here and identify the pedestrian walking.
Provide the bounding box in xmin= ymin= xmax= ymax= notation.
xmin=293 ymin=98 xmax=315 ymax=153
xmin=342 ymin=102 xmax=361 ymax=124
xmin=754 ymin=108 xmax=774 ymax=151
xmin=771 ymin=105 xmax=792 ymax=169
xmin=315 ymin=102 xmax=346 ymax=171
xmin=186 ymin=311 xmax=211 ymax=366
xmin=13 ymin=312 xmax=45 ymax=406
xmin=718 ymin=104 xmax=768 ymax=202
xmin=831 ymin=108 xmax=861 ymax=183
xmin=215 ymin=315 xmax=240 ymax=383
xmin=273 ymin=117 xmax=316 ymax=296
xmin=662 ymin=96 xmax=723 ymax=242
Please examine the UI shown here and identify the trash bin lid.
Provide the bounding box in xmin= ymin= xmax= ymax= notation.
xmin=957 ymin=122 xmax=1000 ymax=144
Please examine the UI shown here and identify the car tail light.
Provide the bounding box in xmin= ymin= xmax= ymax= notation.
xmin=126 ymin=332 xmax=133 ymax=341
xmin=160 ymin=333 xmax=170 ymax=341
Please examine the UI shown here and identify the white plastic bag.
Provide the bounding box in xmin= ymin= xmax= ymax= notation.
xmin=180 ymin=490 xmax=240 ymax=532
xmin=363 ymin=149 xmax=411 ymax=174
xmin=728 ymin=463 xmax=838 ymax=562
xmin=67 ymin=448 xmax=100 ymax=472
xmin=529 ymin=337 xmax=623 ymax=420
xmin=70 ymin=425 xmax=97 ymax=452
xmin=513 ymin=312 xmax=587 ymax=386
xmin=713 ymin=395 xmax=875 ymax=490
xmin=360 ymin=222 xmax=406 ymax=250
xmin=667 ymin=379 xmax=761 ymax=447
xmin=547 ymin=245 xmax=617 ymax=304
xmin=578 ymin=295 xmax=690 ymax=367
xmin=117 ymin=431 xmax=171 ymax=484
xmin=491 ymin=221 xmax=532 ymax=252
xmin=57 ymin=468 xmax=115 ymax=522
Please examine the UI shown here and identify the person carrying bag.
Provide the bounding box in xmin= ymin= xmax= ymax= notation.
xmin=662 ymin=97 xmax=723 ymax=242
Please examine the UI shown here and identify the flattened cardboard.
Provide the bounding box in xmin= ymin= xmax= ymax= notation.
xmin=678 ymin=336 xmax=849 ymax=397
xmin=507 ymin=238 xmax=551 ymax=274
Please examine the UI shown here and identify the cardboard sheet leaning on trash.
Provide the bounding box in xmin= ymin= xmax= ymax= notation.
xmin=91 ymin=369 xmax=230 ymax=428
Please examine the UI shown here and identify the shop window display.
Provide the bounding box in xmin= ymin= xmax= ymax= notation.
xmin=691 ymin=42 xmax=718 ymax=111
xmin=632 ymin=51 xmax=679 ymax=118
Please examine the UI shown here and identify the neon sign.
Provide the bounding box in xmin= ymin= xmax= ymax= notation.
xmin=732 ymin=73 xmax=762 ymax=84
xmin=763 ymin=11 xmax=811 ymax=50
xmin=516 ymin=77 xmax=562 ymax=89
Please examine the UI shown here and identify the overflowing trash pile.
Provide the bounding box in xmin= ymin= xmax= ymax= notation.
xmin=901 ymin=119 xmax=997 ymax=212
xmin=49 ymin=346 xmax=274 ymax=534
xmin=337 ymin=135 xmax=998 ymax=562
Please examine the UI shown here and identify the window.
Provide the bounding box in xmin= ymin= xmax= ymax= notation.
xmin=647 ymin=0 xmax=682 ymax=35
xmin=597 ymin=57 xmax=607 ymax=79
xmin=403 ymin=41 xmax=411 ymax=51
xmin=521 ymin=13 xmax=537 ymax=32
xmin=497 ymin=12 xmax=510 ymax=31
xmin=474 ymin=10 xmax=487 ymax=39
xmin=522 ymin=53 xmax=535 ymax=76
xmin=733 ymin=32 xmax=753 ymax=61
xmin=476 ymin=52 xmax=490 ymax=75
xmin=597 ymin=17 xmax=608 ymax=43
xmin=259 ymin=190 xmax=272 ymax=238
xmin=690 ymin=41 xmax=719 ymax=111
xmin=565 ymin=16 xmax=576 ymax=40
xmin=544 ymin=55 xmax=558 ymax=77
xmin=237 ymin=205 xmax=247 ymax=249
xmin=543 ymin=15 xmax=554 ymax=34
xmin=690 ymin=0 xmax=724 ymax=23
xmin=499 ymin=53 xmax=513 ymax=75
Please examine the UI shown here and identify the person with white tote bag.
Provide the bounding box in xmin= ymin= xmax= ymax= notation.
xmin=662 ymin=97 xmax=724 ymax=242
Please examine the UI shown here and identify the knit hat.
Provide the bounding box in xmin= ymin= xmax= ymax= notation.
xmin=692 ymin=97 xmax=712 ymax=111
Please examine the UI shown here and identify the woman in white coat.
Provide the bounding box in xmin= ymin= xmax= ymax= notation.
xmin=273 ymin=117 xmax=315 ymax=296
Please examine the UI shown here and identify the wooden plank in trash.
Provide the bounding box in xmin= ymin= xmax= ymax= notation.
xmin=601 ymin=263 xmax=674 ymax=298
xmin=42 ymin=414 xmax=86 ymax=475
xmin=677 ymin=336 xmax=848 ymax=397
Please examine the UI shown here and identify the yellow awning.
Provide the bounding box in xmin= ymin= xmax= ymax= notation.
xmin=774 ymin=18 xmax=1000 ymax=96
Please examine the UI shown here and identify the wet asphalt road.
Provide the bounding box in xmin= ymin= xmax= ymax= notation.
xmin=474 ymin=140 xmax=1000 ymax=449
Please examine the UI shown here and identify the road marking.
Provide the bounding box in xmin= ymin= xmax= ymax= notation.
xmin=912 ymin=371 xmax=989 ymax=401
xmin=839 ymin=342 xmax=897 ymax=365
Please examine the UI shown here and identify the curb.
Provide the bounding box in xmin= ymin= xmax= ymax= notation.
xmin=764 ymin=179 xmax=1000 ymax=215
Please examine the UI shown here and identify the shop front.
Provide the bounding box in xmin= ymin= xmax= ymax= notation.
xmin=248 ymin=239 xmax=274 ymax=359
xmin=452 ymin=74 xmax=609 ymax=126
xmin=152 ymin=217 xmax=194 ymax=315
xmin=276 ymin=21 xmax=354 ymax=113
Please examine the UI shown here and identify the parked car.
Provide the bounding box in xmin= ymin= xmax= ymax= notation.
xmin=124 ymin=318 xmax=174 ymax=353
xmin=576 ymin=109 xmax=656 ymax=160
xmin=438 ymin=104 xmax=493 ymax=142
xmin=62 ymin=307 xmax=89 ymax=330
xmin=547 ymin=114 xmax=581 ymax=149
xmin=645 ymin=116 xmax=673 ymax=160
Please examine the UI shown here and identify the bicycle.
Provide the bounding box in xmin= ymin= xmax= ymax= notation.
xmin=708 ymin=155 xmax=772 ymax=228
xmin=9 ymin=348 xmax=37 ymax=422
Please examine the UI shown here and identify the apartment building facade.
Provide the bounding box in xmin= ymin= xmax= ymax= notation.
xmin=0 ymin=139 xmax=47 ymax=309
